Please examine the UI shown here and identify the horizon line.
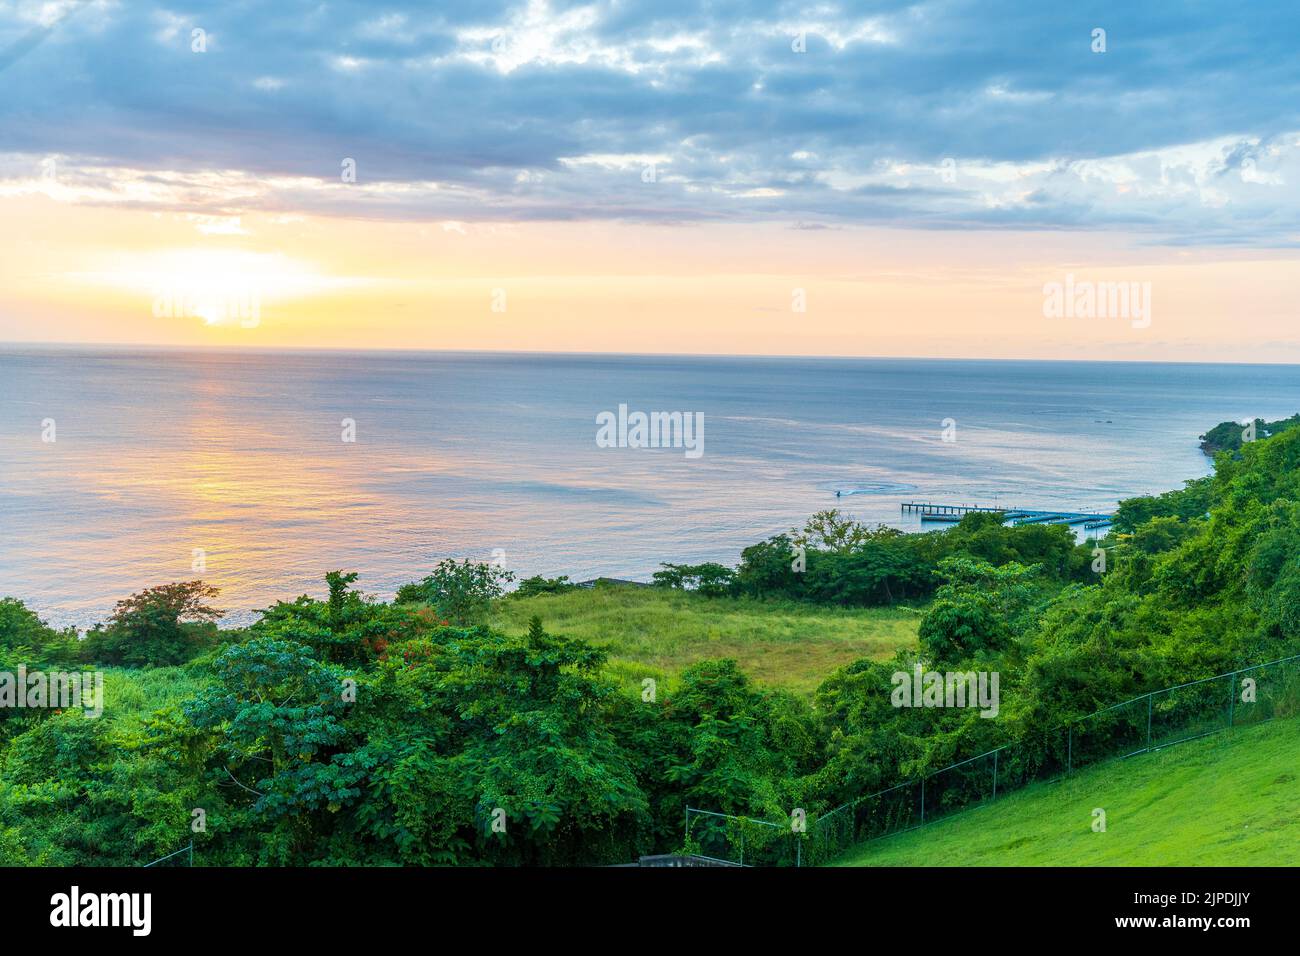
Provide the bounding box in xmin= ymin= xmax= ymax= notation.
xmin=4 ymin=339 xmax=1299 ymax=369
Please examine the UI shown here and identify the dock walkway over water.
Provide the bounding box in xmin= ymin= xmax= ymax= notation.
xmin=900 ymin=501 xmax=1113 ymax=530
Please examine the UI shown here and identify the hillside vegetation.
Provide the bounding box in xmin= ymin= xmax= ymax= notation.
xmin=1 ymin=420 xmax=1298 ymax=866
xmin=1200 ymin=413 xmax=1300 ymax=455
xmin=835 ymin=716 xmax=1300 ymax=866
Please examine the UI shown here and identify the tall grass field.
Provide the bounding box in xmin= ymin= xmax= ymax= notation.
xmin=491 ymin=582 xmax=920 ymax=695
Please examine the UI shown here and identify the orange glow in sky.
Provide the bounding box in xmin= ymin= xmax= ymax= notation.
xmin=3 ymin=192 xmax=1299 ymax=363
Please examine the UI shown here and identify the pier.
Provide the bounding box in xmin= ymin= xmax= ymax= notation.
xmin=900 ymin=501 xmax=1113 ymax=528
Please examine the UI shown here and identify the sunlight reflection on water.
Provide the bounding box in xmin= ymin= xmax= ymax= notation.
xmin=4 ymin=348 xmax=1287 ymax=628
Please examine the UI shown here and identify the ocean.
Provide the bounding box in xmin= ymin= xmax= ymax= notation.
xmin=2 ymin=347 xmax=1297 ymax=628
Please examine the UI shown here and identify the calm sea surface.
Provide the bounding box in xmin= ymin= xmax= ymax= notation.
xmin=2 ymin=347 xmax=1297 ymax=628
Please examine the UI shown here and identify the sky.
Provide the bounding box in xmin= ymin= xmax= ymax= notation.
xmin=1 ymin=0 xmax=1298 ymax=361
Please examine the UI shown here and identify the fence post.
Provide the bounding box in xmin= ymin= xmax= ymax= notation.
xmin=1146 ymin=694 xmax=1153 ymax=752
xmin=1067 ymin=725 xmax=1072 ymax=774
xmin=992 ymin=749 xmax=998 ymax=800
xmin=920 ymin=779 xmax=926 ymax=824
xmin=1228 ymin=670 xmax=1236 ymax=730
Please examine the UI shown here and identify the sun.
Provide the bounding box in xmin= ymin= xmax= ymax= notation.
xmin=194 ymin=302 xmax=225 ymax=326
xmin=71 ymin=247 xmax=349 ymax=329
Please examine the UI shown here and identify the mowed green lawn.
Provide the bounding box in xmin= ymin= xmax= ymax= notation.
xmin=490 ymin=583 xmax=919 ymax=695
xmin=835 ymin=716 xmax=1300 ymax=866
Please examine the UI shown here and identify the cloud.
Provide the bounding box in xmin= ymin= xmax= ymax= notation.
xmin=1 ymin=0 xmax=1298 ymax=245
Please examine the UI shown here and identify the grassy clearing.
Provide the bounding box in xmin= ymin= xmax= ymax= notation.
xmin=101 ymin=665 xmax=208 ymax=729
xmin=490 ymin=583 xmax=919 ymax=695
xmin=834 ymin=715 xmax=1300 ymax=866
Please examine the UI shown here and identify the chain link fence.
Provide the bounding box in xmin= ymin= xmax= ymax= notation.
xmin=687 ymin=653 xmax=1300 ymax=866
xmin=142 ymin=842 xmax=193 ymax=867
xmin=683 ymin=808 xmax=797 ymax=866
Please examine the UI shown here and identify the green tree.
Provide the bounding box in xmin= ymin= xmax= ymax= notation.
xmin=651 ymin=562 xmax=735 ymax=597
xmin=179 ymin=637 xmax=362 ymax=864
xmin=917 ymin=558 xmax=1041 ymax=663
xmin=513 ymin=575 xmax=577 ymax=598
xmin=83 ymin=581 xmax=223 ymax=666
xmin=255 ymin=571 xmax=419 ymax=665
xmin=395 ymin=560 xmax=514 ymax=625
xmin=0 ymin=598 xmax=79 ymax=665
xmin=732 ymin=534 xmax=802 ymax=598
xmin=795 ymin=509 xmax=874 ymax=554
